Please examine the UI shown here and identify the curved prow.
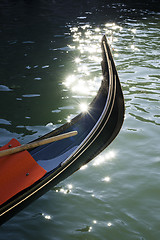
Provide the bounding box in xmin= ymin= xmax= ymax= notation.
xmin=0 ymin=35 xmax=125 ymax=226
xmin=101 ymin=35 xmax=125 ymax=145
xmin=61 ymin=36 xmax=125 ymax=167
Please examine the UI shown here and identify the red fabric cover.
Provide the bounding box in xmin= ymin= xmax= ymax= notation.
xmin=0 ymin=138 xmax=47 ymax=205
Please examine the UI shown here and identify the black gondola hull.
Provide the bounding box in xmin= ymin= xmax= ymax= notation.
xmin=0 ymin=36 xmax=124 ymax=225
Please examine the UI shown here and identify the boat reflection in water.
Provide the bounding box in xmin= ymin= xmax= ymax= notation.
xmin=0 ymin=36 xmax=124 ymax=225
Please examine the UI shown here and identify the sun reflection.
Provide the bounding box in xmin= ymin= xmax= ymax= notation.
xmin=77 ymin=43 xmax=100 ymax=54
xmin=67 ymin=115 xmax=71 ymax=123
xmin=67 ymin=44 xmax=76 ymax=50
xmin=114 ymin=53 xmax=119 ymax=58
xmin=58 ymin=184 xmax=73 ymax=194
xmin=64 ymin=75 xmax=76 ymax=87
xmin=71 ymin=27 xmax=78 ymax=32
xmin=105 ymin=23 xmax=123 ymax=31
xmin=131 ymin=44 xmax=140 ymax=52
xmin=105 ymin=150 xmax=116 ymax=159
xmin=42 ymin=213 xmax=52 ymax=220
xmin=80 ymin=103 xmax=88 ymax=112
xmin=88 ymin=55 xmax=102 ymax=62
xmin=93 ymin=150 xmax=116 ymax=166
xmin=103 ymin=176 xmax=111 ymax=182
xmin=80 ymin=164 xmax=88 ymax=170
xmin=75 ymin=57 xmax=81 ymax=63
xmin=85 ymin=30 xmax=92 ymax=36
xmin=81 ymin=24 xmax=90 ymax=30
xmin=64 ymin=73 xmax=99 ymax=95
xmin=93 ymin=156 xmax=105 ymax=166
xmin=107 ymin=222 xmax=112 ymax=227
xmin=92 ymin=35 xmax=102 ymax=41
xmin=77 ymin=65 xmax=89 ymax=74
xmin=67 ymin=184 xmax=73 ymax=190
xmin=63 ymin=21 xmax=123 ymax=117
xmin=105 ymin=23 xmax=113 ymax=27
xmin=95 ymin=27 xmax=100 ymax=32
xmin=60 ymin=188 xmax=69 ymax=194
xmin=72 ymin=83 xmax=90 ymax=94
xmin=60 ymin=188 xmax=67 ymax=194
xmin=131 ymin=28 xmax=136 ymax=34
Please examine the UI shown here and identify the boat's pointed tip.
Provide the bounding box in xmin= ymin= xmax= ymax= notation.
xmin=102 ymin=35 xmax=107 ymax=40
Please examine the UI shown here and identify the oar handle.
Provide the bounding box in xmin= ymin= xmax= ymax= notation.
xmin=0 ymin=131 xmax=78 ymax=158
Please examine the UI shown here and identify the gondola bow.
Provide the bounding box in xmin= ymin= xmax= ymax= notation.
xmin=0 ymin=36 xmax=124 ymax=225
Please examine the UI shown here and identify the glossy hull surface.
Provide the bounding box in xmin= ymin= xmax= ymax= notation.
xmin=0 ymin=36 xmax=124 ymax=225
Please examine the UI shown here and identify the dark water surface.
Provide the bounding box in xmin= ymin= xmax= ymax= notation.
xmin=0 ymin=1 xmax=160 ymax=239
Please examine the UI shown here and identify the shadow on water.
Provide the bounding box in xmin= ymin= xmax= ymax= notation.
xmin=0 ymin=0 xmax=159 ymax=23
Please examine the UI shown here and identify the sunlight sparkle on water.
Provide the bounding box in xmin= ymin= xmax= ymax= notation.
xmin=103 ymin=176 xmax=111 ymax=182
xmin=65 ymin=21 xmax=123 ymax=122
xmin=80 ymin=103 xmax=88 ymax=112
xmin=72 ymin=82 xmax=90 ymax=94
xmin=64 ymin=75 xmax=76 ymax=87
xmin=67 ymin=184 xmax=73 ymax=190
xmin=131 ymin=44 xmax=140 ymax=52
xmin=67 ymin=115 xmax=71 ymax=123
xmin=93 ymin=150 xmax=116 ymax=166
xmin=105 ymin=150 xmax=116 ymax=159
xmin=80 ymin=164 xmax=88 ymax=170
xmin=67 ymin=44 xmax=75 ymax=50
xmin=88 ymin=55 xmax=102 ymax=62
xmin=75 ymin=57 xmax=81 ymax=63
xmin=95 ymin=27 xmax=100 ymax=32
xmin=93 ymin=155 xmax=105 ymax=166
xmin=105 ymin=23 xmax=123 ymax=31
xmin=77 ymin=65 xmax=89 ymax=75
xmin=71 ymin=27 xmax=78 ymax=32
xmin=107 ymin=222 xmax=112 ymax=227
xmin=131 ymin=28 xmax=136 ymax=34
xmin=77 ymin=43 xmax=99 ymax=54
xmin=114 ymin=53 xmax=119 ymax=58
xmin=85 ymin=30 xmax=92 ymax=36
xmin=105 ymin=23 xmax=114 ymax=27
xmin=42 ymin=213 xmax=52 ymax=220
xmin=92 ymin=34 xmax=102 ymax=41
xmin=88 ymin=226 xmax=92 ymax=232
xmin=60 ymin=188 xmax=68 ymax=194
xmin=81 ymin=24 xmax=90 ymax=30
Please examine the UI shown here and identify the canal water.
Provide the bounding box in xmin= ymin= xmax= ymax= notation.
xmin=0 ymin=1 xmax=160 ymax=239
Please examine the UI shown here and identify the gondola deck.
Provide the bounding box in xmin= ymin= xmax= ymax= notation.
xmin=0 ymin=139 xmax=47 ymax=205
xmin=0 ymin=36 xmax=124 ymax=225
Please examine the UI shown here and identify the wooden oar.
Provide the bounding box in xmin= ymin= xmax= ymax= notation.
xmin=0 ymin=131 xmax=78 ymax=158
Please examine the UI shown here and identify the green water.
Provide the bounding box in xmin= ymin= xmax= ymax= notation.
xmin=0 ymin=1 xmax=160 ymax=239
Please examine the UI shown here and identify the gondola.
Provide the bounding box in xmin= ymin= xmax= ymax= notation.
xmin=0 ymin=36 xmax=124 ymax=225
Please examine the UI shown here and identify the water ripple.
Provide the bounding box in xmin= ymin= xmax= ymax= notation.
xmin=0 ymin=1 xmax=160 ymax=239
